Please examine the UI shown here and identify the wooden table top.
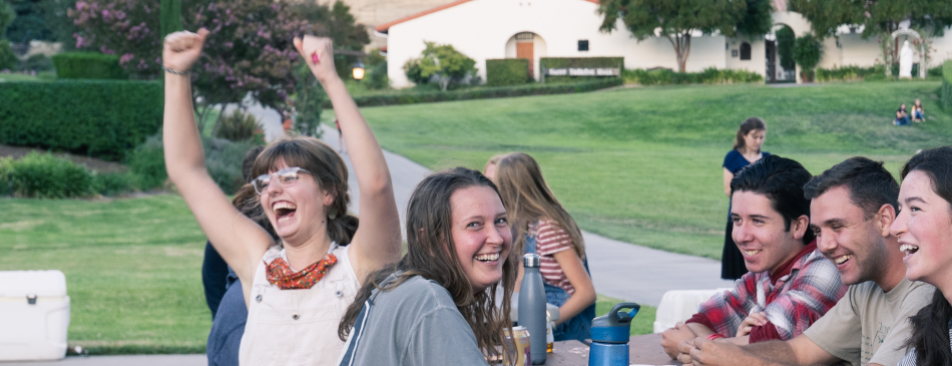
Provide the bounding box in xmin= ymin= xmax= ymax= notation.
xmin=543 ymin=333 xmax=681 ymax=365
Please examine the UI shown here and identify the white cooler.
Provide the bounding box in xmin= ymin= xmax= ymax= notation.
xmin=653 ymin=288 xmax=732 ymax=333
xmin=0 ymin=270 xmax=70 ymax=361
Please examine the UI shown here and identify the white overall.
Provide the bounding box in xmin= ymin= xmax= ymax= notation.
xmin=238 ymin=243 xmax=359 ymax=366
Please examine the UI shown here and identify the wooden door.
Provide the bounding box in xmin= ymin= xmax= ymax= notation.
xmin=517 ymin=42 xmax=534 ymax=77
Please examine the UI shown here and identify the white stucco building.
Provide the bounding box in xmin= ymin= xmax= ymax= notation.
xmin=376 ymin=0 xmax=952 ymax=88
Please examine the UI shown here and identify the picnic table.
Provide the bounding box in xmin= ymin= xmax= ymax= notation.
xmin=544 ymin=333 xmax=681 ymax=365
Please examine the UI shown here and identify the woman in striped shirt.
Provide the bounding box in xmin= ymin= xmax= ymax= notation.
xmin=494 ymin=152 xmax=597 ymax=341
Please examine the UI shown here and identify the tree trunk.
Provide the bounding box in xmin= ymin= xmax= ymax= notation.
xmin=666 ymin=32 xmax=692 ymax=72
xmin=439 ymin=75 xmax=450 ymax=92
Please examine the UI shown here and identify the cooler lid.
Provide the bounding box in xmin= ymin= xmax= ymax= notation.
xmin=0 ymin=270 xmax=67 ymax=297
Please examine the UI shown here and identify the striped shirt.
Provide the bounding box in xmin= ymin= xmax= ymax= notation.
xmin=896 ymin=320 xmax=952 ymax=366
xmin=532 ymin=220 xmax=579 ymax=295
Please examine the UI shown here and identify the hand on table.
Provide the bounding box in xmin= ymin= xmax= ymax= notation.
xmin=737 ymin=311 xmax=767 ymax=337
xmin=661 ymin=322 xmax=697 ymax=359
xmin=677 ymin=336 xmax=747 ymax=366
xmin=293 ymin=35 xmax=339 ymax=85
xmin=163 ymin=28 xmax=209 ymax=73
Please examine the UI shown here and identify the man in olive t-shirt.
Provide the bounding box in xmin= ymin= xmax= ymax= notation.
xmin=676 ymin=158 xmax=935 ymax=366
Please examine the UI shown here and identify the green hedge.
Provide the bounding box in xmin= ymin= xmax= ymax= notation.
xmin=486 ymin=59 xmax=530 ymax=86
xmin=0 ymin=152 xmax=137 ymax=198
xmin=51 ymin=52 xmax=127 ymax=80
xmin=328 ymin=78 xmax=622 ymax=108
xmin=622 ymin=67 xmax=763 ymax=85
xmin=943 ymin=60 xmax=952 ymax=113
xmin=816 ymin=65 xmax=884 ymax=82
xmin=540 ymin=57 xmax=624 ymax=83
xmin=0 ymin=80 xmax=163 ymax=161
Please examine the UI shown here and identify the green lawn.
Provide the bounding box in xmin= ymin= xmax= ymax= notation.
xmin=350 ymin=81 xmax=950 ymax=259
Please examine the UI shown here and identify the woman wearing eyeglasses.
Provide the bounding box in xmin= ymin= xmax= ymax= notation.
xmin=162 ymin=30 xmax=401 ymax=366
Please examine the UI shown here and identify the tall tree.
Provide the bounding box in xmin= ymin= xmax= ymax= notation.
xmin=597 ymin=0 xmax=762 ymax=72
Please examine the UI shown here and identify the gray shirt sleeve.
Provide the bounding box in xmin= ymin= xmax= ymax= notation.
xmin=402 ymin=307 xmax=488 ymax=366
xmin=803 ymin=286 xmax=862 ymax=365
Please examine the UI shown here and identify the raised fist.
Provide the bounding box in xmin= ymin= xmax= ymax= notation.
xmin=163 ymin=29 xmax=209 ymax=73
xmin=293 ymin=35 xmax=339 ymax=84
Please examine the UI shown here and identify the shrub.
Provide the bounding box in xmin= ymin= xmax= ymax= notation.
xmin=816 ymin=65 xmax=884 ymax=82
xmin=91 ymin=171 xmax=139 ymax=196
xmin=18 ymin=54 xmax=54 ymax=72
xmin=0 ymin=80 xmax=163 ymax=161
xmin=128 ymin=135 xmax=166 ymax=190
xmin=0 ymin=157 xmax=12 ymax=196
xmin=622 ymin=67 xmax=763 ymax=85
xmin=928 ymin=65 xmax=944 ymax=78
xmin=792 ymin=34 xmax=823 ymax=75
xmin=51 ymin=52 xmax=127 ymax=79
xmin=128 ymin=134 xmax=258 ymax=194
xmin=215 ymin=109 xmax=261 ymax=142
xmin=0 ymin=39 xmax=16 ymax=71
xmin=366 ymin=61 xmax=390 ymax=90
xmin=404 ymin=42 xmax=478 ymax=91
xmin=4 ymin=152 xmax=93 ymax=198
xmin=486 ymin=59 xmax=529 ymax=86
xmin=329 ymin=78 xmax=622 ymax=108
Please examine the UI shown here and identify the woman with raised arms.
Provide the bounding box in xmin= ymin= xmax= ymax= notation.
xmin=162 ymin=30 xmax=401 ymax=365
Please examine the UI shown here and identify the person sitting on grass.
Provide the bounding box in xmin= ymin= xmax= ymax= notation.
xmin=336 ymin=168 xmax=515 ymax=366
xmin=911 ymin=99 xmax=925 ymax=122
xmin=896 ymin=103 xmax=911 ymax=126
xmin=892 ymin=147 xmax=952 ymax=366
xmin=661 ymin=155 xmax=846 ymax=359
xmin=677 ymin=157 xmax=935 ymax=366
xmin=163 ymin=30 xmax=401 ymax=366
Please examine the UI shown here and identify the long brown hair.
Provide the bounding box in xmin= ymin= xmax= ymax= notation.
xmin=732 ymin=117 xmax=766 ymax=154
xmin=251 ymin=137 xmax=358 ymax=245
xmin=338 ymin=168 xmax=516 ymax=363
xmin=494 ymin=152 xmax=585 ymax=259
xmin=900 ymin=147 xmax=952 ymax=365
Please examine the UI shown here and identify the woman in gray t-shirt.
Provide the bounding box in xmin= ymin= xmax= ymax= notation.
xmin=337 ymin=167 xmax=518 ymax=366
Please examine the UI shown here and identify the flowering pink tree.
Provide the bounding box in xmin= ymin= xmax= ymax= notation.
xmin=69 ymin=0 xmax=163 ymax=77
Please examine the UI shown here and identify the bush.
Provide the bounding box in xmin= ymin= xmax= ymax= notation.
xmin=0 ymin=157 xmax=12 ymax=196
xmin=3 ymin=152 xmax=93 ymax=198
xmin=0 ymin=80 xmax=163 ymax=161
xmin=0 ymin=39 xmax=16 ymax=71
xmin=928 ymin=65 xmax=944 ymax=78
xmin=91 ymin=171 xmax=139 ymax=196
xmin=366 ymin=61 xmax=390 ymax=90
xmin=942 ymin=60 xmax=952 ymax=113
xmin=622 ymin=67 xmax=763 ymax=85
xmin=215 ymin=109 xmax=262 ymax=142
xmin=816 ymin=65 xmax=884 ymax=82
xmin=51 ymin=52 xmax=127 ymax=79
xmin=328 ymin=78 xmax=622 ymax=108
xmin=486 ymin=59 xmax=529 ymax=86
xmin=128 ymin=134 xmax=259 ymax=194
xmin=18 ymin=54 xmax=54 ymax=72
xmin=792 ymin=34 xmax=823 ymax=73
xmin=128 ymin=135 xmax=166 ymax=190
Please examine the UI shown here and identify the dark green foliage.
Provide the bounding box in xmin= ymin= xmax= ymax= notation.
xmin=127 ymin=135 xmax=166 ymax=190
xmin=40 ymin=0 xmax=78 ymax=49
xmin=2 ymin=152 xmax=92 ymax=198
xmin=366 ymin=61 xmax=390 ymax=90
xmin=736 ymin=0 xmax=773 ymax=38
xmin=51 ymin=52 xmax=127 ymax=79
xmin=17 ymin=53 xmax=53 ymax=72
xmin=0 ymin=39 xmax=16 ymax=70
xmin=215 ymin=109 xmax=261 ymax=142
xmin=0 ymin=80 xmax=162 ymax=161
xmin=327 ymin=78 xmax=622 ymax=108
xmin=7 ymin=0 xmax=52 ymax=42
xmin=622 ymin=67 xmax=763 ymax=85
xmin=291 ymin=0 xmax=370 ymax=79
xmin=943 ymin=61 xmax=952 ymax=113
xmin=292 ymin=63 xmax=325 ymax=137
xmin=405 ymin=42 xmax=478 ymax=91
xmin=160 ymin=0 xmax=183 ymax=37
xmin=928 ymin=65 xmax=944 ymax=78
xmin=202 ymin=137 xmax=260 ymax=194
xmin=0 ymin=0 xmax=14 ymax=37
xmin=404 ymin=60 xmax=428 ymax=85
xmin=540 ymin=57 xmax=624 ymax=83
xmin=776 ymin=26 xmax=795 ymax=70
xmin=792 ymin=34 xmax=822 ymax=71
xmin=90 ymin=171 xmax=139 ymax=196
xmin=486 ymin=59 xmax=529 ymax=86
xmin=816 ymin=65 xmax=886 ymax=82
xmin=791 ymin=0 xmax=952 ymax=39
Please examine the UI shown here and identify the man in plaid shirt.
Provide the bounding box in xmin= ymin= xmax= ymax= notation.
xmin=662 ymin=156 xmax=847 ymax=359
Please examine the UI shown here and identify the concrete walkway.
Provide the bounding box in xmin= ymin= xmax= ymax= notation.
xmin=314 ymin=124 xmax=734 ymax=307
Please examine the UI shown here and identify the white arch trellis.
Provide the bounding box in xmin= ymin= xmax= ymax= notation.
xmin=889 ymin=29 xmax=927 ymax=79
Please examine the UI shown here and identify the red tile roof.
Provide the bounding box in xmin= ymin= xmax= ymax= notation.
xmin=376 ymin=0 xmax=600 ymax=33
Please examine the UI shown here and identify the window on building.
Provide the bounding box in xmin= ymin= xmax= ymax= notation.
xmin=740 ymin=42 xmax=751 ymax=60
xmin=578 ymin=40 xmax=589 ymax=51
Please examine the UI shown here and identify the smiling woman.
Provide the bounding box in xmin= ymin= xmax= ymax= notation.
xmin=893 ymin=147 xmax=952 ymax=366
xmin=336 ymin=168 xmax=517 ymax=366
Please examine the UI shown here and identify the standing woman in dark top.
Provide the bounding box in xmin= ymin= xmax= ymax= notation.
xmin=720 ymin=118 xmax=768 ymax=280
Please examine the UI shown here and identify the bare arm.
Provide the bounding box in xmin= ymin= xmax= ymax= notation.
xmin=292 ymin=36 xmax=401 ymax=283
xmin=723 ymin=168 xmax=733 ymax=197
xmin=678 ymin=334 xmax=840 ymax=366
xmin=162 ymin=30 xmax=272 ymax=290
xmin=551 ymin=249 xmax=595 ymax=325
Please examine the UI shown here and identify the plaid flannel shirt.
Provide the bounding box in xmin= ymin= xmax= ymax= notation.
xmin=689 ymin=242 xmax=847 ymax=341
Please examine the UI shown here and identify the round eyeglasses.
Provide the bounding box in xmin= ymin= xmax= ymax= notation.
xmin=252 ymin=167 xmax=312 ymax=194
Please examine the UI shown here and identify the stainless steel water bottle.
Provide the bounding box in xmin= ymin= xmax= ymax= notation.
xmin=518 ymin=253 xmax=546 ymax=365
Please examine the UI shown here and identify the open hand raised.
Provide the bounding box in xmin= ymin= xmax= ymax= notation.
xmin=293 ymin=35 xmax=339 ymax=85
xmin=163 ymin=28 xmax=209 ymax=74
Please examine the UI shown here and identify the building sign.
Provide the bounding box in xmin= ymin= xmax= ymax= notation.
xmin=545 ymin=68 xmax=620 ymax=76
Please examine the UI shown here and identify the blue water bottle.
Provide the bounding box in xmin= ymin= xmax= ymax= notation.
xmin=588 ymin=302 xmax=640 ymax=366
xmin=519 ymin=253 xmax=547 ymax=365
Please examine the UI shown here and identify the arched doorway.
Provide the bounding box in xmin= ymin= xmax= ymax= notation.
xmin=765 ymin=24 xmax=795 ymax=83
xmin=889 ymin=29 xmax=927 ymax=79
xmin=505 ymin=32 xmax=547 ymax=81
